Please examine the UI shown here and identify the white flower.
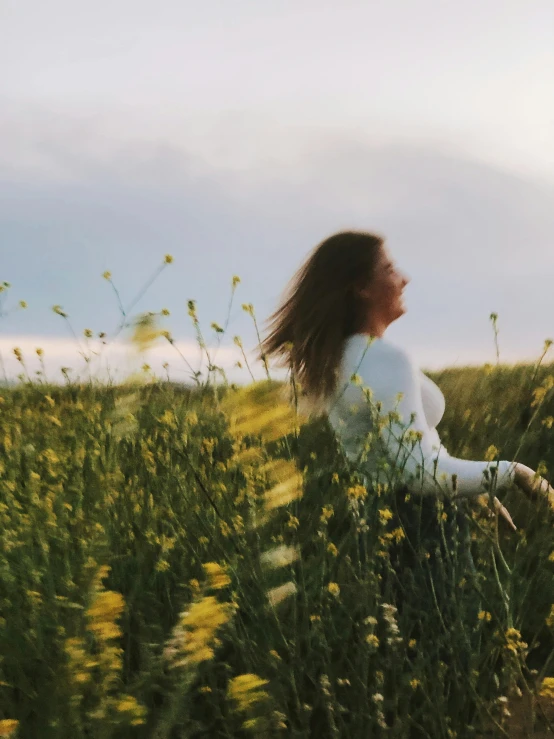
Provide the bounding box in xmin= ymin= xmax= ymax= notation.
xmin=260 ymin=545 xmax=299 ymax=570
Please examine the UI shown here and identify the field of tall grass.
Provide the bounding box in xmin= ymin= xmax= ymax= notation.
xmin=2 ymin=259 xmax=554 ymax=738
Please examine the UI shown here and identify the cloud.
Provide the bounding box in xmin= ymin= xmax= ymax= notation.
xmin=1 ymin=113 xmax=553 ymax=373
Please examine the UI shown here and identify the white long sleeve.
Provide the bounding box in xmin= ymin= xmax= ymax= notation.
xmin=328 ymin=336 xmax=517 ymax=497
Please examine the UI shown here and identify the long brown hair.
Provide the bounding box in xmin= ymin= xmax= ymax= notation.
xmin=257 ymin=230 xmax=384 ymax=418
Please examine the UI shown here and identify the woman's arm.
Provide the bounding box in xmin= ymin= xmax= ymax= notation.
xmin=359 ymin=345 xmax=516 ymax=497
xmin=512 ymin=463 xmax=554 ymax=505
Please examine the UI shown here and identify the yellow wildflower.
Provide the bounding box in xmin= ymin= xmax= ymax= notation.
xmin=379 ymin=508 xmax=393 ymax=523
xmin=391 ymin=527 xmax=405 ymax=543
xmin=539 ymin=676 xmax=554 ymax=698
xmin=484 ymin=445 xmax=499 ymax=462
xmin=347 ymin=484 xmax=368 ymax=501
xmin=116 ymin=694 xmax=147 ymax=726
xmin=264 ymin=471 xmax=303 ymax=510
xmin=321 ymin=505 xmax=334 ymax=522
xmin=503 ymin=627 xmax=527 ymax=655
xmin=178 ymin=596 xmax=234 ymax=665
xmin=0 ymin=720 xmax=19 ymax=737
xmin=203 ymin=562 xmax=231 ymax=590
xmin=228 ymin=673 xmax=269 ymax=713
xmin=327 ymin=582 xmax=340 ymax=597
xmin=220 ymin=521 xmax=231 ymax=537
xmin=87 ymin=590 xmax=125 ymax=641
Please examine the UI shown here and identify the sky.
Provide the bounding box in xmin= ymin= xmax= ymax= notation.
xmin=1 ymin=0 xmax=554 ymax=385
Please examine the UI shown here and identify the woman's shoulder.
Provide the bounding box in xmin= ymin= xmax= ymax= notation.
xmin=344 ymin=334 xmax=413 ymax=369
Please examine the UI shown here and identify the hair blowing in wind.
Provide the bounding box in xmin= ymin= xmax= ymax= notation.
xmin=257 ymin=230 xmax=384 ymax=418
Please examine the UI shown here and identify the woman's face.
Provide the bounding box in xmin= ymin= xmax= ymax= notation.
xmin=358 ymin=246 xmax=410 ymax=325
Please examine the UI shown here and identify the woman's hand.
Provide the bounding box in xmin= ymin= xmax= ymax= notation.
xmin=492 ymin=496 xmax=516 ymax=531
xmin=513 ymin=463 xmax=554 ymax=507
xmin=477 ymin=494 xmax=517 ymax=531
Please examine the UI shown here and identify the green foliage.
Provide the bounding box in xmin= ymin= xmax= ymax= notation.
xmin=3 ymin=264 xmax=554 ymax=737
xmin=0 ymin=365 xmax=554 ymax=737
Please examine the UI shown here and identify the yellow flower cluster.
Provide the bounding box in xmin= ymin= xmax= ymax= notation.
xmin=531 ymin=376 xmax=554 ymax=408
xmin=327 ymin=582 xmax=340 ymax=597
xmin=0 ymin=720 xmax=19 ymax=737
xmin=165 ymin=595 xmax=234 ymax=667
xmin=63 ymin=564 xmax=146 ymax=727
xmin=539 ymin=676 xmax=554 ymax=699
xmin=87 ymin=590 xmax=125 ymax=641
xmin=378 ymin=508 xmax=393 ymax=524
xmin=320 ymin=506 xmax=334 ymax=522
xmin=264 ymin=470 xmax=304 ymax=511
xmin=115 ymin=695 xmax=147 ymax=726
xmin=503 ymin=627 xmax=528 ymax=655
xmin=484 ymin=445 xmax=499 ymax=462
xmin=286 ymin=514 xmax=299 ymax=530
xmin=203 ymin=562 xmax=231 ymax=590
xmin=347 ymin=484 xmax=368 ymax=501
xmin=228 ymin=673 xmax=269 ymax=712
xmin=228 ymin=673 xmax=270 ymax=732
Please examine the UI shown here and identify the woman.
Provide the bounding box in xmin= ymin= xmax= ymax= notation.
xmin=258 ymin=230 xmax=554 ymax=734
xmin=259 ymin=229 xmax=552 ymax=511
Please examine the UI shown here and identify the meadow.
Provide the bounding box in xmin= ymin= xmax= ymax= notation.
xmin=2 ymin=261 xmax=554 ymax=738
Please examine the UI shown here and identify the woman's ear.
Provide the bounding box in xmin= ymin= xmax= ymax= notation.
xmin=354 ymin=279 xmax=373 ymax=301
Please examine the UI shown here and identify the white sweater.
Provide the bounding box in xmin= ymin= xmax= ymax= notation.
xmin=327 ymin=334 xmax=517 ymax=497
